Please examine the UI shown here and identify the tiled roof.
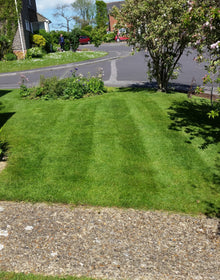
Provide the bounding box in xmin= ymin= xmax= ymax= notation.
xmin=107 ymin=1 xmax=124 ymax=12
xmin=37 ymin=12 xmax=51 ymax=23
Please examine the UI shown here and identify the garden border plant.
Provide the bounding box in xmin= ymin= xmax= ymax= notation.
xmin=19 ymin=68 xmax=106 ymax=100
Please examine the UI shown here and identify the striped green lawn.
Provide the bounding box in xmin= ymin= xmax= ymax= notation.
xmin=0 ymin=89 xmax=219 ymax=216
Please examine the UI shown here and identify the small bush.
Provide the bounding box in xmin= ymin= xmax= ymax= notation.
xmin=26 ymin=47 xmax=44 ymax=58
xmin=4 ymin=53 xmax=17 ymax=61
xmin=32 ymin=34 xmax=46 ymax=48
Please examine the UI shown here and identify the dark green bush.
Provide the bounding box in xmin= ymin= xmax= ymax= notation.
xmin=38 ymin=30 xmax=53 ymax=53
xmin=4 ymin=53 xmax=17 ymax=61
xmin=69 ymin=28 xmax=81 ymax=51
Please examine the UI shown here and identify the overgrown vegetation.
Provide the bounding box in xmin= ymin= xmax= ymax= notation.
xmin=0 ymin=0 xmax=21 ymax=59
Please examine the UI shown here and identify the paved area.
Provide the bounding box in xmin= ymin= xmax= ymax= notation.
xmin=0 ymin=201 xmax=219 ymax=279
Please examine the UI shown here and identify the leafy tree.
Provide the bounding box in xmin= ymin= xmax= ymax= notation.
xmin=71 ymin=0 xmax=95 ymax=28
xmin=95 ymin=0 xmax=108 ymax=28
xmin=112 ymin=0 xmax=199 ymax=92
xmin=53 ymin=4 xmax=73 ymax=32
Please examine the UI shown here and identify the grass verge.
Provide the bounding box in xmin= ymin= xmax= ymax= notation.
xmin=0 ymin=272 xmax=96 ymax=280
xmin=0 ymin=88 xmax=219 ymax=216
xmin=0 ymin=51 xmax=107 ymax=73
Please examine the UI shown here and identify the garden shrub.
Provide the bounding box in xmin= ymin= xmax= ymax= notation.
xmin=104 ymin=32 xmax=115 ymax=43
xmin=4 ymin=52 xmax=17 ymax=61
xmin=38 ymin=30 xmax=53 ymax=53
xmin=32 ymin=34 xmax=46 ymax=48
xmin=69 ymin=28 xmax=81 ymax=51
xmin=19 ymin=68 xmax=106 ymax=100
xmin=26 ymin=47 xmax=44 ymax=58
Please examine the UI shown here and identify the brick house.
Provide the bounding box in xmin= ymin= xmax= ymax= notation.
xmin=107 ymin=1 xmax=124 ymax=32
xmin=13 ymin=0 xmax=51 ymax=58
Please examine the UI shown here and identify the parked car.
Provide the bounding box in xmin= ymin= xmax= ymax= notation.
xmin=115 ymin=28 xmax=129 ymax=42
xmin=79 ymin=36 xmax=91 ymax=44
xmin=115 ymin=34 xmax=129 ymax=42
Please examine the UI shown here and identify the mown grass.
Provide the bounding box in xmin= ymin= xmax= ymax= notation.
xmin=0 ymin=51 xmax=107 ymax=73
xmin=0 ymin=272 xmax=96 ymax=280
xmin=0 ymin=88 xmax=219 ymax=216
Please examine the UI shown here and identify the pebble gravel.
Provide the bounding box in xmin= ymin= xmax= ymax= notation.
xmin=0 ymin=201 xmax=219 ymax=280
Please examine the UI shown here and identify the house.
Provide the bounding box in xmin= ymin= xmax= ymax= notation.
xmin=12 ymin=0 xmax=51 ymax=59
xmin=107 ymin=1 xmax=124 ymax=32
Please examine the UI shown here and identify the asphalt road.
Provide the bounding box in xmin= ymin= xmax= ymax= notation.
xmin=0 ymin=42 xmax=211 ymax=92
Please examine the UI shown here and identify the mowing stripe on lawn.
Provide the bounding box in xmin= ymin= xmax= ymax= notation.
xmin=85 ymin=95 xmax=157 ymax=208
xmin=124 ymin=92 xmax=219 ymax=212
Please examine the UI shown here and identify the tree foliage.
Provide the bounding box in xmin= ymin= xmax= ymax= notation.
xmin=71 ymin=0 xmax=96 ymax=28
xmin=95 ymin=0 xmax=108 ymax=28
xmin=112 ymin=0 xmax=200 ymax=92
xmin=190 ymin=0 xmax=220 ymax=111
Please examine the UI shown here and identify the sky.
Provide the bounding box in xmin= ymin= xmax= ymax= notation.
xmin=36 ymin=0 xmax=119 ymax=31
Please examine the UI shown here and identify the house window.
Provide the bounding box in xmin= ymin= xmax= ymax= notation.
xmin=25 ymin=20 xmax=30 ymax=31
xmin=28 ymin=0 xmax=32 ymax=5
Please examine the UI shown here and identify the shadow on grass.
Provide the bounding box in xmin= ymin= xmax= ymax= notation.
xmin=115 ymin=81 xmax=194 ymax=94
xmin=203 ymin=201 xmax=220 ymax=218
xmin=168 ymin=99 xmax=220 ymax=149
xmin=0 ymin=112 xmax=15 ymax=129
xmin=0 ymin=89 xmax=12 ymax=97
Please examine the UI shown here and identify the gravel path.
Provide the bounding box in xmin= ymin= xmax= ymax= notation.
xmin=0 ymin=201 xmax=219 ymax=280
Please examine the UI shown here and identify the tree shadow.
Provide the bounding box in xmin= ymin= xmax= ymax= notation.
xmin=0 ymin=89 xmax=12 ymax=97
xmin=117 ymin=81 xmax=193 ymax=94
xmin=168 ymin=99 xmax=220 ymax=149
xmin=203 ymin=201 xmax=220 ymax=218
xmin=0 ymin=112 xmax=15 ymax=129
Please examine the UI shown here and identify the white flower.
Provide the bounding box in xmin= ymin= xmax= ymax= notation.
xmin=210 ymin=41 xmax=220 ymax=49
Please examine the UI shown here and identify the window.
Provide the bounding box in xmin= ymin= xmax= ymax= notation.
xmin=28 ymin=0 xmax=32 ymax=6
xmin=25 ymin=20 xmax=30 ymax=31
xmin=30 ymin=22 xmax=33 ymax=33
